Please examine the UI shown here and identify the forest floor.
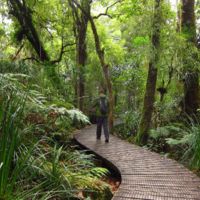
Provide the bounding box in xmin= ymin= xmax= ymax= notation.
xmin=92 ymin=154 xmax=121 ymax=197
xmin=103 ymin=176 xmax=120 ymax=193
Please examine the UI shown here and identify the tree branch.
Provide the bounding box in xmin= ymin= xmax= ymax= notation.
xmin=51 ymin=40 xmax=76 ymax=64
xmin=12 ymin=43 xmax=24 ymax=61
xmin=93 ymin=13 xmax=112 ymax=19
xmin=22 ymin=56 xmax=40 ymax=63
xmin=93 ymin=0 xmax=123 ymax=19
xmin=71 ymin=0 xmax=89 ymax=18
xmin=68 ymin=0 xmax=81 ymax=25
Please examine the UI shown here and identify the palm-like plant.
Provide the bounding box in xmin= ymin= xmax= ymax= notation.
xmin=0 ymin=63 xmax=111 ymax=199
xmin=0 ymin=92 xmax=26 ymax=198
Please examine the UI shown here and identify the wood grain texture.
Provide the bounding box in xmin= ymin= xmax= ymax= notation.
xmin=74 ymin=125 xmax=200 ymax=200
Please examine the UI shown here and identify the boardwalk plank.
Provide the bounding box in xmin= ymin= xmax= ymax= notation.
xmin=74 ymin=125 xmax=200 ymax=200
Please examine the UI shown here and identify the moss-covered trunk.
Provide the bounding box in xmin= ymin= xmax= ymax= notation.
xmin=181 ymin=0 xmax=200 ymax=115
xmin=136 ymin=0 xmax=162 ymax=145
xmin=8 ymin=0 xmax=65 ymax=96
xmin=70 ymin=0 xmax=90 ymax=111
xmin=8 ymin=0 xmax=49 ymax=61
xmin=137 ymin=64 xmax=158 ymax=144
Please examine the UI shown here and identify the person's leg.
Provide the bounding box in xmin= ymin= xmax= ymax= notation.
xmin=96 ymin=116 xmax=102 ymax=139
xmin=102 ymin=117 xmax=109 ymax=142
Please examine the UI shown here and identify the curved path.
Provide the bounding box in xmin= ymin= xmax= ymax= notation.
xmin=74 ymin=125 xmax=200 ymax=200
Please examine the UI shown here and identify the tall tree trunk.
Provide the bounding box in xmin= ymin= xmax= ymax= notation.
xmin=72 ymin=0 xmax=114 ymax=132
xmin=70 ymin=0 xmax=90 ymax=111
xmin=8 ymin=0 xmax=66 ymax=96
xmin=183 ymin=72 xmax=199 ymax=114
xmin=136 ymin=0 xmax=162 ymax=145
xmin=181 ymin=0 xmax=200 ymax=115
xmin=8 ymin=0 xmax=49 ymax=61
xmin=89 ymin=17 xmax=114 ymax=133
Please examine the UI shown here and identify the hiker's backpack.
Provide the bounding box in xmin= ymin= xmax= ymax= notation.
xmin=99 ymin=98 xmax=108 ymax=115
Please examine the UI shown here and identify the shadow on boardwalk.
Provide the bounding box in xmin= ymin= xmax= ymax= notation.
xmin=74 ymin=125 xmax=200 ymax=200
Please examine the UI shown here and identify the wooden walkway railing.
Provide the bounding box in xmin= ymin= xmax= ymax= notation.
xmin=74 ymin=125 xmax=200 ymax=200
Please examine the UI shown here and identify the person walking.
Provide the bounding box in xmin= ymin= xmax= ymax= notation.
xmin=94 ymin=89 xmax=109 ymax=143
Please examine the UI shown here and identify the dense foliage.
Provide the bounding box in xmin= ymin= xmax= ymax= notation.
xmin=0 ymin=61 xmax=112 ymax=199
xmin=1 ymin=0 xmax=200 ymax=199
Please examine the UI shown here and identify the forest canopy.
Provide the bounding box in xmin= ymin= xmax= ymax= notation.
xmin=1 ymin=0 xmax=200 ymax=199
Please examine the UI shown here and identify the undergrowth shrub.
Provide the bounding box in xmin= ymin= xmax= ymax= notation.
xmin=148 ymin=118 xmax=200 ymax=171
xmin=114 ymin=110 xmax=140 ymax=140
xmin=148 ymin=124 xmax=184 ymax=154
xmin=153 ymin=99 xmax=181 ymax=125
xmin=0 ymin=62 xmax=111 ymax=200
xmin=0 ymin=92 xmax=27 ymax=199
xmin=20 ymin=143 xmax=110 ymax=200
xmin=166 ymin=120 xmax=200 ymax=170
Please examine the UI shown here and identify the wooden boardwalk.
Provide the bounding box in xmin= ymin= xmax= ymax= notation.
xmin=74 ymin=125 xmax=200 ymax=200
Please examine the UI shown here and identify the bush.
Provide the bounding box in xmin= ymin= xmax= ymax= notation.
xmin=20 ymin=143 xmax=110 ymax=199
xmin=0 ymin=92 xmax=31 ymax=199
xmin=166 ymin=120 xmax=200 ymax=170
xmin=0 ymin=62 xmax=110 ymax=200
xmin=148 ymin=124 xmax=184 ymax=154
xmin=148 ymin=118 xmax=200 ymax=170
xmin=114 ymin=110 xmax=140 ymax=140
